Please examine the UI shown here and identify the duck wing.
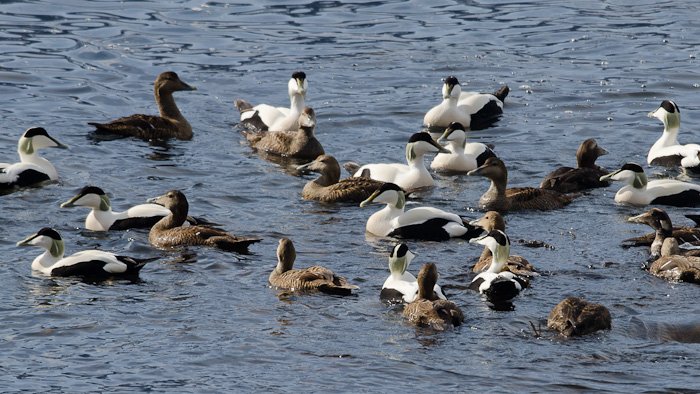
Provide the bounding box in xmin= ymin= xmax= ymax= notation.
xmin=0 ymin=163 xmax=51 ymax=189
xmin=313 ymin=177 xmax=384 ymax=203
xmin=89 ymin=114 xmax=176 ymax=140
xmin=506 ymin=187 xmax=574 ymax=210
xmin=248 ymin=130 xmax=296 ymax=155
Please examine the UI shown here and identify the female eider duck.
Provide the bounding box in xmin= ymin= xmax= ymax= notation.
xmin=297 ymin=154 xmax=384 ymax=203
xmin=540 ymin=138 xmax=610 ymax=193
xmin=148 ymin=190 xmax=261 ymax=253
xmin=547 ymin=297 xmax=611 ymax=337
xmin=430 ymin=122 xmax=497 ymax=173
xmin=622 ymin=211 xmax=700 ymax=248
xmin=468 ymin=230 xmax=528 ymax=304
xmin=402 ymin=262 xmax=464 ymax=331
xmin=0 ymin=127 xmax=67 ymax=191
xmin=243 ymin=107 xmax=324 ymax=161
xmin=628 ymin=208 xmax=700 ymax=259
xmin=17 ymin=227 xmax=155 ymax=278
xmin=468 ymin=157 xmax=575 ymax=212
xmin=360 ymin=182 xmax=480 ymax=241
xmin=380 ymin=243 xmax=446 ymax=304
xmin=600 ymin=163 xmax=700 ymax=207
xmin=269 ymin=238 xmax=358 ymax=295
xmin=647 ymin=100 xmax=700 ymax=173
xmin=235 ymin=71 xmax=307 ymax=132
xmin=89 ymin=71 xmax=196 ymax=140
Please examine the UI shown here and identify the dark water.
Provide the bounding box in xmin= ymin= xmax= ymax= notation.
xmin=1 ymin=0 xmax=700 ymax=391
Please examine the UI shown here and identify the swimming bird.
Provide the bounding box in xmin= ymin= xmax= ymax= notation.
xmin=148 ymin=190 xmax=261 ymax=253
xmin=297 ymin=154 xmax=384 ymax=203
xmin=88 ymin=71 xmax=196 ymax=140
xmin=468 ymin=230 xmax=528 ymax=304
xmin=17 ymin=227 xmax=155 ymax=278
xmin=360 ymin=182 xmax=481 ymax=241
xmin=468 ymin=157 xmax=575 ymax=212
xmin=0 ymin=127 xmax=67 ymax=191
xmin=600 ymin=163 xmax=700 ymax=207
xmin=236 ymin=71 xmax=307 ymax=132
xmin=380 ymin=243 xmax=446 ymax=304
xmin=540 ymin=138 xmax=610 ymax=193
xmin=269 ymin=237 xmax=358 ymax=295
xmin=402 ymin=262 xmax=464 ymax=331
xmin=430 ymin=122 xmax=497 ymax=173
xmin=622 ymin=212 xmax=700 ymax=248
xmin=547 ymin=297 xmax=611 ymax=337
xmin=242 ymin=107 xmax=324 ymax=160
xmin=647 ymin=100 xmax=700 ymax=174
xmin=628 ymin=208 xmax=700 ymax=258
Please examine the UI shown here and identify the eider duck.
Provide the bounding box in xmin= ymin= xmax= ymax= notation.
xmin=88 ymin=71 xmax=196 ymax=140
xmin=235 ymin=71 xmax=307 ymax=132
xmin=547 ymin=297 xmax=611 ymax=337
xmin=468 ymin=230 xmax=528 ymax=304
xmin=647 ymin=100 xmax=700 ymax=173
xmin=269 ymin=237 xmax=358 ymax=295
xmin=628 ymin=208 xmax=700 ymax=260
xmin=380 ymin=243 xmax=446 ymax=304
xmin=468 ymin=157 xmax=575 ymax=212
xmin=622 ymin=212 xmax=700 ymax=248
xmin=645 ymin=237 xmax=700 ymax=283
xmin=430 ymin=122 xmax=496 ymax=173
xmin=360 ymin=182 xmax=480 ymax=241
xmin=242 ymin=107 xmax=324 ymax=160
xmin=0 ymin=127 xmax=67 ymax=191
xmin=402 ymin=262 xmax=464 ymax=331
xmin=423 ymin=75 xmax=509 ymax=134
xmin=148 ymin=190 xmax=261 ymax=253
xmin=297 ymin=154 xmax=384 ymax=203
xmin=600 ymin=163 xmax=700 ymax=207
xmin=540 ymin=138 xmax=610 ymax=193
xmin=17 ymin=227 xmax=155 ymax=278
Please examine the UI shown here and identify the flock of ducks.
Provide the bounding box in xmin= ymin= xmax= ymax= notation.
xmin=5 ymin=69 xmax=700 ymax=337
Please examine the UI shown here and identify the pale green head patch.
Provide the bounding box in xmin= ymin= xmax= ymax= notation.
xmin=19 ymin=137 xmax=33 ymax=154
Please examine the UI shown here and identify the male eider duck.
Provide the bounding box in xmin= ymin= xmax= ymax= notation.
xmin=235 ymin=71 xmax=307 ymax=132
xmin=243 ymin=107 xmax=324 ymax=161
xmin=297 ymin=154 xmax=384 ymax=203
xmin=547 ymin=297 xmax=611 ymax=337
xmin=148 ymin=190 xmax=261 ymax=253
xmin=468 ymin=230 xmax=528 ymax=304
xmin=380 ymin=243 xmax=446 ymax=304
xmin=468 ymin=157 xmax=575 ymax=212
xmin=600 ymin=163 xmax=700 ymax=207
xmin=89 ymin=71 xmax=196 ymax=140
xmin=0 ymin=127 xmax=67 ymax=191
xmin=402 ymin=262 xmax=464 ymax=331
xmin=647 ymin=100 xmax=700 ymax=174
xmin=17 ymin=227 xmax=155 ymax=278
xmin=540 ymin=138 xmax=610 ymax=193
xmin=269 ymin=237 xmax=358 ymax=295
xmin=360 ymin=182 xmax=480 ymax=241
xmin=430 ymin=122 xmax=496 ymax=173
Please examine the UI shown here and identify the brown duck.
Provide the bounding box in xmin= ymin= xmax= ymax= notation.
xmin=622 ymin=212 xmax=700 ymax=248
xmin=89 ymin=71 xmax=196 ymax=140
xmin=540 ymin=138 xmax=610 ymax=193
xmin=547 ymin=297 xmax=611 ymax=337
xmin=297 ymin=154 xmax=384 ymax=203
xmin=402 ymin=262 xmax=464 ymax=331
xmin=243 ymin=107 xmax=324 ymax=160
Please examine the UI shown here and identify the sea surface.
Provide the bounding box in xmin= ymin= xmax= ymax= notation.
xmin=1 ymin=0 xmax=699 ymax=392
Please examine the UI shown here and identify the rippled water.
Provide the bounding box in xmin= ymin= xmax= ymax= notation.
xmin=2 ymin=0 xmax=700 ymax=391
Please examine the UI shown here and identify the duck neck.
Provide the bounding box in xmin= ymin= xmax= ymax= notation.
xmin=417 ymin=284 xmax=436 ymax=300
xmin=486 ymin=246 xmax=509 ymax=273
xmin=651 ymin=225 xmax=673 ymax=258
xmin=156 ymin=88 xmax=186 ymax=122
xmin=19 ymin=151 xmax=57 ymax=179
xmin=152 ymin=205 xmax=187 ymax=231
xmin=405 ymin=147 xmax=427 ymax=170
xmin=31 ymin=241 xmax=64 ymax=273
xmin=485 ymin=175 xmax=507 ymax=199
xmin=290 ymin=93 xmax=305 ymax=116
xmin=653 ymin=126 xmax=680 ymax=149
xmin=313 ymin=167 xmax=340 ymax=187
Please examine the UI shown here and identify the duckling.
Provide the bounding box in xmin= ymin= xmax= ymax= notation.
xmin=540 ymin=138 xmax=610 ymax=193
xmin=297 ymin=154 xmax=384 ymax=203
xmin=402 ymin=262 xmax=464 ymax=331
xmin=16 ymin=227 xmax=155 ymax=278
xmin=622 ymin=212 xmax=700 ymax=248
xmin=360 ymin=182 xmax=481 ymax=241
xmin=647 ymin=100 xmax=700 ymax=174
xmin=600 ymin=163 xmax=700 ymax=207
xmin=236 ymin=71 xmax=307 ymax=132
xmin=468 ymin=230 xmax=528 ymax=304
xmin=468 ymin=157 xmax=575 ymax=212
xmin=269 ymin=238 xmax=358 ymax=295
xmin=628 ymin=208 xmax=700 ymax=260
xmin=430 ymin=122 xmax=496 ymax=173
xmin=547 ymin=297 xmax=611 ymax=337
xmin=380 ymin=243 xmax=446 ymax=304
xmin=89 ymin=71 xmax=196 ymax=140
xmin=0 ymin=127 xmax=67 ymax=191
xmin=242 ymin=107 xmax=324 ymax=161
xmin=148 ymin=190 xmax=261 ymax=253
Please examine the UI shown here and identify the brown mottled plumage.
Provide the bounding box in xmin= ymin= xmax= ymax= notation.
xmin=402 ymin=263 xmax=464 ymax=331
xmin=148 ymin=190 xmax=260 ymax=253
xmin=540 ymin=138 xmax=610 ymax=193
xmin=269 ymin=238 xmax=358 ymax=295
xmin=547 ymin=297 xmax=611 ymax=337
xmin=243 ymin=107 xmax=324 ymax=160
xmin=648 ymin=238 xmax=700 ymax=283
xmin=298 ymin=154 xmax=384 ymax=203
xmin=622 ymin=213 xmax=700 ymax=248
xmin=89 ymin=71 xmax=196 ymax=140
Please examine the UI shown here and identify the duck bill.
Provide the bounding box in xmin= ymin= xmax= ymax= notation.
xmin=181 ymin=82 xmax=197 ymax=91
xmin=147 ymin=194 xmax=167 ymax=206
xmin=430 ymin=139 xmax=450 ymax=154
xmin=599 ymin=170 xmax=619 ymax=182
xmin=59 ymin=194 xmax=80 ymax=208
xmin=597 ymin=147 xmax=609 ymax=156
xmin=628 ymin=212 xmax=651 ymax=224
xmin=16 ymin=233 xmax=38 ymax=247
xmin=467 ymin=163 xmax=488 ymax=177
xmin=437 ymin=128 xmax=455 ymax=145
xmin=360 ymin=189 xmax=381 ymax=208
xmin=50 ymin=135 xmax=69 ymax=149
xmin=468 ymin=232 xmax=488 ymax=244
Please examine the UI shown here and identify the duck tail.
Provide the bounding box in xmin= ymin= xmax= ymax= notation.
xmin=493 ymin=85 xmax=510 ymax=103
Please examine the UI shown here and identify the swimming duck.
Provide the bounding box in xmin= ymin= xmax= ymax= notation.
xmin=360 ymin=182 xmax=481 ymax=241
xmin=148 ymin=190 xmax=261 ymax=253
xmin=430 ymin=122 xmax=496 ymax=173
xmin=0 ymin=127 xmax=67 ymax=191
xmin=242 ymin=107 xmax=324 ymax=161
xmin=622 ymin=212 xmax=700 ymax=248
xmin=645 ymin=237 xmax=700 ymax=283
xmin=269 ymin=237 xmax=358 ymax=295
xmin=89 ymin=71 xmax=196 ymax=140
xmin=297 ymin=154 xmax=384 ymax=203
xmin=17 ymin=227 xmax=155 ymax=278
xmin=600 ymin=163 xmax=700 ymax=207
xmin=380 ymin=243 xmax=446 ymax=304
xmin=468 ymin=230 xmax=528 ymax=304
xmin=540 ymin=138 xmax=610 ymax=193
xmin=628 ymin=208 xmax=700 ymax=259
xmin=647 ymin=100 xmax=700 ymax=173
xmin=402 ymin=262 xmax=464 ymax=331
xmin=547 ymin=297 xmax=611 ymax=337
xmin=468 ymin=157 xmax=575 ymax=212
xmin=236 ymin=71 xmax=307 ymax=132
xmin=423 ymin=76 xmax=509 ymax=133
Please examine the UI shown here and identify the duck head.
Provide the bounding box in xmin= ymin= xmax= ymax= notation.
xmin=599 ymin=163 xmax=647 ymax=188
xmin=416 ymin=262 xmax=439 ymax=300
xmin=388 ymin=243 xmax=415 ymax=276
xmin=298 ymin=107 xmax=316 ymax=130
xmin=17 ymin=227 xmax=65 ymax=258
xmin=360 ymin=182 xmax=406 ymax=209
xmin=289 ymin=71 xmax=308 ymax=98
xmin=297 ymin=154 xmax=339 ymax=176
xmin=437 ymin=122 xmax=467 ymax=147
xmin=148 ymin=189 xmax=189 ymax=216
xmin=628 ymin=208 xmax=673 ymax=236
xmin=470 ymin=229 xmax=510 ymax=271
xmin=60 ymin=186 xmax=111 ymax=211
xmin=18 ymin=127 xmax=68 ymax=155
xmin=155 ymin=71 xmax=196 ymax=94
xmin=648 ymin=100 xmax=680 ymax=131
xmin=406 ymin=132 xmax=449 ymax=162
xmin=467 ymin=157 xmax=507 ymax=182
xmin=275 ymin=237 xmax=296 ymax=273
xmin=469 ymin=211 xmax=506 ymax=232
xmin=441 ymin=76 xmax=461 ymax=100
xmin=576 ymin=138 xmax=608 ymax=168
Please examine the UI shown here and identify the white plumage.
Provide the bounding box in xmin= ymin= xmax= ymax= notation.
xmin=647 ymin=100 xmax=700 ymax=171
xmin=468 ymin=230 xmax=524 ymax=303
xmin=600 ymin=163 xmax=700 ymax=207
xmin=0 ymin=127 xmax=67 ymax=190
xmin=381 ymin=243 xmax=446 ymax=303
xmin=430 ymin=122 xmax=495 ymax=172
xmin=238 ymin=71 xmax=308 ymax=131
